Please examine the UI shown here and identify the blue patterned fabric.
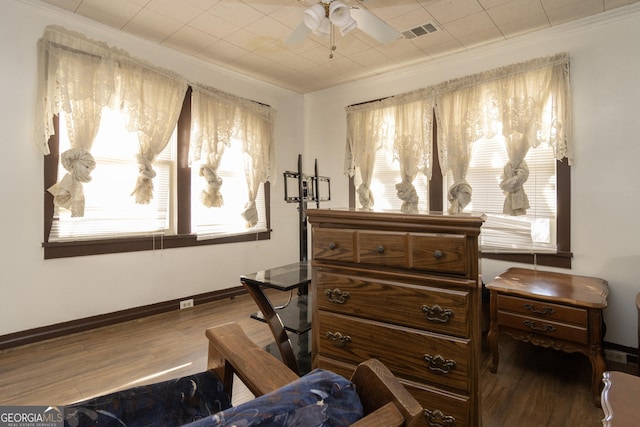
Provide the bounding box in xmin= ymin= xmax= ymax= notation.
xmin=64 ymin=371 xmax=230 ymax=427
xmin=183 ymin=369 xmax=363 ymax=427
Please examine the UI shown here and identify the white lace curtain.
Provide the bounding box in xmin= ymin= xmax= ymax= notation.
xmin=345 ymin=91 xmax=433 ymax=211
xmin=190 ymin=85 xmax=276 ymax=227
xmin=36 ymin=26 xmax=187 ymax=214
xmin=435 ymin=53 xmax=571 ymax=214
xmin=345 ymin=53 xmax=571 ymax=215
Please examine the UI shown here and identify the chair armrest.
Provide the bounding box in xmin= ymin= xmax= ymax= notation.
xmin=206 ymin=322 xmax=299 ymax=398
xmin=350 ymin=359 xmax=423 ymax=427
xmin=350 ymin=402 xmax=404 ymax=427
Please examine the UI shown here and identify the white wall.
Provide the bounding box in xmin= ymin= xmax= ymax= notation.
xmin=0 ymin=0 xmax=304 ymax=336
xmin=304 ymin=3 xmax=640 ymax=348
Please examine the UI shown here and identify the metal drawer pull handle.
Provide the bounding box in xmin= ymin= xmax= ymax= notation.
xmin=523 ymin=320 xmax=556 ymax=333
xmin=326 ymin=331 xmax=351 ymax=347
xmin=423 ymin=409 xmax=455 ymax=427
xmin=328 ymin=242 xmax=337 ymax=250
xmin=423 ymin=354 xmax=457 ymax=374
xmin=421 ymin=304 xmax=454 ymax=323
xmin=377 ymin=245 xmax=385 ymax=254
xmin=433 ymin=250 xmax=444 ymax=260
xmin=522 ymin=303 xmax=555 ymax=315
xmin=325 ymin=288 xmax=350 ymax=304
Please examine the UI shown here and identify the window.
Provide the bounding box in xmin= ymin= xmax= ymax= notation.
xmin=44 ymin=90 xmax=272 ymax=259
xmin=38 ymin=27 xmax=273 ymax=259
xmin=50 ymin=109 xmax=175 ymax=242
xmin=347 ymin=54 xmax=572 ymax=268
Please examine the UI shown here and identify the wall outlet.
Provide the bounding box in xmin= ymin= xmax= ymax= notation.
xmin=604 ymin=349 xmax=627 ymax=364
xmin=179 ymin=299 xmax=194 ymax=310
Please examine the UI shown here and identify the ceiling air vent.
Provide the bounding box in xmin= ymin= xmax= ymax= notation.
xmin=402 ymin=22 xmax=438 ymax=40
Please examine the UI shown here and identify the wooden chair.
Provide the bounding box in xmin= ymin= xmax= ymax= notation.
xmin=206 ymin=322 xmax=423 ymax=427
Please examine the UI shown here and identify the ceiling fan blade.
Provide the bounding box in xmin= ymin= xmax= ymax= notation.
xmin=349 ymin=7 xmax=401 ymax=44
xmin=285 ymin=21 xmax=312 ymax=45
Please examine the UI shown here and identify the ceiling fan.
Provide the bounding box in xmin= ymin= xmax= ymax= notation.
xmin=285 ymin=0 xmax=401 ymax=57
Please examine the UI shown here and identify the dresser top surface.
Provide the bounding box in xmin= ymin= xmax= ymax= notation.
xmin=486 ymin=267 xmax=608 ymax=308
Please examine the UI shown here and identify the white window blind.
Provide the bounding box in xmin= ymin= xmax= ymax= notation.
xmin=50 ymin=109 xmax=174 ymax=242
xmin=191 ymin=141 xmax=267 ymax=239
xmin=448 ymin=127 xmax=557 ymax=253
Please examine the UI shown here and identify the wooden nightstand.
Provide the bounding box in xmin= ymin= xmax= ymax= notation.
xmin=486 ymin=267 xmax=608 ymax=406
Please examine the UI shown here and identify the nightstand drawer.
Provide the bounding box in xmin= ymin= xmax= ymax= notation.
xmin=357 ymin=231 xmax=407 ymax=268
xmin=312 ymin=228 xmax=354 ymax=262
xmin=497 ymin=311 xmax=588 ymax=344
xmin=497 ymin=294 xmax=588 ymax=326
xmin=410 ymin=233 xmax=467 ymax=275
xmin=316 ymin=270 xmax=470 ymax=338
xmin=317 ymin=311 xmax=471 ymax=393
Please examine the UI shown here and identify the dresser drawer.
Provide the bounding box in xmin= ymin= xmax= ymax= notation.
xmin=410 ymin=233 xmax=468 ymax=275
xmin=497 ymin=294 xmax=588 ymax=326
xmin=316 ymin=270 xmax=470 ymax=338
xmin=312 ymin=228 xmax=355 ymax=262
xmin=357 ymin=231 xmax=407 ymax=268
xmin=317 ymin=311 xmax=470 ymax=393
xmin=406 ymin=381 xmax=470 ymax=427
xmin=497 ymin=311 xmax=588 ymax=344
xmin=317 ymin=356 xmax=471 ymax=427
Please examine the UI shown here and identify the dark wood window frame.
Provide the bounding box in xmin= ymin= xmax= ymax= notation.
xmin=43 ymin=87 xmax=271 ymax=259
xmin=349 ymin=112 xmax=571 ymax=269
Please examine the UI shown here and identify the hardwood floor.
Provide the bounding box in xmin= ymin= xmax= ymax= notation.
xmin=0 ymin=290 xmax=618 ymax=426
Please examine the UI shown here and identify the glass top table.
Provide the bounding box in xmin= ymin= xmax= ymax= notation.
xmin=240 ymin=261 xmax=311 ymax=375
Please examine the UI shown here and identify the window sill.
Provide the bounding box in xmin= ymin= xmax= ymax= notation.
xmin=481 ymin=251 xmax=572 ymax=269
xmin=43 ymin=230 xmax=271 ymax=259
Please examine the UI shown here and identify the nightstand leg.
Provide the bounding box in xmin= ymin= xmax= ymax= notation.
xmin=488 ymin=290 xmax=499 ymax=373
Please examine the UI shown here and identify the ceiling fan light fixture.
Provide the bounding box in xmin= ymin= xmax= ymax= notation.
xmin=303 ymin=3 xmax=326 ymax=31
xmin=314 ymin=16 xmax=331 ymax=37
xmin=329 ymin=1 xmax=351 ymax=26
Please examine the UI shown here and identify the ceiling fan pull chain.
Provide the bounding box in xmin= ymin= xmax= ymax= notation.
xmin=329 ymin=24 xmax=336 ymax=59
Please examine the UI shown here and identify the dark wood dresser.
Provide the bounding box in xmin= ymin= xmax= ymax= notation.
xmin=307 ymin=208 xmax=485 ymax=427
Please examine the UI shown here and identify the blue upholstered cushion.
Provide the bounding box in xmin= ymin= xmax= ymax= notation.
xmin=64 ymin=371 xmax=230 ymax=427
xmin=183 ymin=368 xmax=363 ymax=427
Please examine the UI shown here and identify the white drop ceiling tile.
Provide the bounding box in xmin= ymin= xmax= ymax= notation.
xmin=332 ymin=33 xmax=375 ymax=56
xmin=375 ymin=39 xmax=426 ymax=59
xmin=209 ymin=0 xmax=264 ymax=27
xmin=389 ymin=7 xmax=437 ymax=31
xmin=606 ymin=0 xmax=639 ymax=9
xmin=300 ymin=44 xmax=338 ymax=64
xmin=366 ymin=0 xmax=425 ymax=21
xmin=478 ymin=0 xmax=513 ymax=8
xmin=498 ymin=12 xmax=549 ymax=38
xmin=76 ymin=0 xmax=145 ymax=29
xmin=123 ymin=8 xmax=184 ymax=43
xmin=145 ymin=0 xmax=206 ymax=23
xmin=185 ymin=0 xmax=222 ymax=9
xmin=188 ymin=10 xmax=240 ymax=39
xmin=252 ymin=40 xmax=297 ymax=63
xmin=245 ymin=15 xmax=294 ymax=41
xmin=279 ymin=54 xmax=319 ymax=73
xmin=224 ymin=28 xmax=272 ymax=52
xmin=445 ymin=11 xmax=498 ymax=38
xmin=199 ymin=38 xmax=250 ymax=62
xmin=546 ymin=0 xmax=604 ymax=25
xmin=423 ymin=0 xmax=485 ymax=24
xmin=270 ymin=2 xmax=307 ymax=28
xmin=457 ymin=26 xmax=504 ymax=48
xmin=349 ymin=47 xmax=394 ymax=68
xmin=163 ymin=26 xmax=218 ymax=54
xmin=411 ymin=31 xmax=465 ymax=57
xmin=245 ymin=0 xmax=295 ymax=15
xmin=486 ymin=0 xmax=546 ymax=27
xmin=231 ymin=51 xmax=277 ymax=71
xmin=40 ymin=0 xmax=82 ymax=11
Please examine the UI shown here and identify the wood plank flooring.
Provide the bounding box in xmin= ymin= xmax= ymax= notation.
xmin=0 ymin=290 xmax=617 ymax=425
